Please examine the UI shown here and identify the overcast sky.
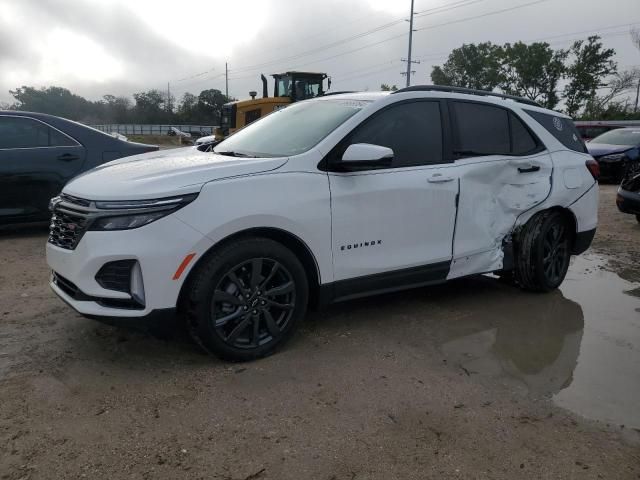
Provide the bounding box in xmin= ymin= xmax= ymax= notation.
xmin=0 ymin=0 xmax=638 ymax=105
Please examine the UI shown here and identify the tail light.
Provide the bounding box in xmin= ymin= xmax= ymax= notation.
xmin=585 ymin=158 xmax=600 ymax=181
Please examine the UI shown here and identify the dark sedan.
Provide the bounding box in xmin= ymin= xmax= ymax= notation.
xmin=0 ymin=111 xmax=158 ymax=225
xmin=617 ymin=173 xmax=640 ymax=223
xmin=586 ymin=128 xmax=640 ymax=182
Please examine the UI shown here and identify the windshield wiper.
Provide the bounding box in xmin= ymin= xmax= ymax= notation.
xmin=215 ymin=150 xmax=257 ymax=158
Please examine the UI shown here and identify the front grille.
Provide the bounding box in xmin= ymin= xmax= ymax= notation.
xmin=95 ymin=260 xmax=134 ymax=293
xmin=48 ymin=195 xmax=92 ymax=250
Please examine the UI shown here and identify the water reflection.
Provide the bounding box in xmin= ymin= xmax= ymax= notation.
xmin=439 ymin=254 xmax=640 ymax=429
xmin=441 ymin=291 xmax=584 ymax=396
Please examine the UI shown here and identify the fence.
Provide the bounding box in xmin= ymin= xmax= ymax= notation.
xmin=91 ymin=124 xmax=218 ymax=137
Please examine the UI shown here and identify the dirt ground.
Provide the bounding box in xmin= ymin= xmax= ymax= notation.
xmin=1 ymin=185 xmax=639 ymax=480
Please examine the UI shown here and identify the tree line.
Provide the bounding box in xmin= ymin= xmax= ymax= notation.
xmin=429 ymin=35 xmax=640 ymax=119
xmin=2 ymin=86 xmax=233 ymax=125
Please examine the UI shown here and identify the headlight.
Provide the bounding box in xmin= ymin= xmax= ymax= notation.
xmin=88 ymin=193 xmax=198 ymax=231
xmin=90 ymin=212 xmax=168 ymax=230
xmin=600 ymin=153 xmax=626 ymax=162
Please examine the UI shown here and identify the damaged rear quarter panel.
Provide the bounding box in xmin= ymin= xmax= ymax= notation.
xmin=514 ymin=150 xmax=596 ymax=232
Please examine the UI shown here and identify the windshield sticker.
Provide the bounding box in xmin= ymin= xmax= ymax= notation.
xmin=553 ymin=117 xmax=564 ymax=131
xmin=332 ymin=100 xmax=370 ymax=109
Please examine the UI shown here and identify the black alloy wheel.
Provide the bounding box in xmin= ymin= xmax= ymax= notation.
xmin=212 ymin=258 xmax=295 ymax=349
xmin=186 ymin=237 xmax=308 ymax=361
xmin=541 ymin=221 xmax=570 ymax=287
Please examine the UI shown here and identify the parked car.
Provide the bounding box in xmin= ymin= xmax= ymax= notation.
xmin=0 ymin=111 xmax=158 ymax=225
xmin=194 ymin=134 xmax=219 ymax=146
xmin=46 ymin=86 xmax=598 ymax=361
xmin=586 ymin=127 xmax=640 ymax=182
xmin=167 ymin=126 xmax=191 ymax=138
xmin=575 ymin=120 xmax=640 ymax=142
xmin=617 ymin=173 xmax=640 ymax=223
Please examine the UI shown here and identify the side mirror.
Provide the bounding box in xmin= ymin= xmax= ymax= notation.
xmin=338 ymin=143 xmax=393 ymax=171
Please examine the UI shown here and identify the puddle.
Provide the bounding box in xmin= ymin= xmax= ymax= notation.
xmin=440 ymin=254 xmax=640 ymax=429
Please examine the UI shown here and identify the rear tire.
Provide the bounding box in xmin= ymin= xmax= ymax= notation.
xmin=636 ymin=214 xmax=640 ymax=224
xmin=185 ymin=237 xmax=308 ymax=361
xmin=514 ymin=211 xmax=572 ymax=292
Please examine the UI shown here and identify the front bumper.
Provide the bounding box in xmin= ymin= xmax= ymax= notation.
xmin=616 ymin=188 xmax=640 ymax=215
xmin=46 ymin=213 xmax=210 ymax=319
xmin=595 ymin=157 xmax=626 ymax=181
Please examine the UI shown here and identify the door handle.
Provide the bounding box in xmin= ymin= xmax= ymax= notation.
xmin=427 ymin=174 xmax=455 ymax=183
xmin=57 ymin=153 xmax=79 ymax=162
xmin=517 ymin=165 xmax=540 ymax=173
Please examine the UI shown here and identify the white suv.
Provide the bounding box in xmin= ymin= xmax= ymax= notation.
xmin=47 ymin=86 xmax=599 ymax=361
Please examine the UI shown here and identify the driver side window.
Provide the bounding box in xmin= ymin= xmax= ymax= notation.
xmin=347 ymin=101 xmax=443 ymax=167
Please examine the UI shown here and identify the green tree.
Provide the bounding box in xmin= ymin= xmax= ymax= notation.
xmin=431 ymin=42 xmax=503 ymax=91
xmin=582 ymin=69 xmax=640 ymax=119
xmin=500 ymin=42 xmax=567 ymax=109
xmin=177 ymin=92 xmax=199 ymax=122
xmin=9 ymin=86 xmax=95 ymax=120
xmin=132 ymin=89 xmax=167 ymax=123
xmin=563 ymin=36 xmax=617 ymax=117
xmin=102 ymin=94 xmax=132 ymax=123
xmin=197 ymin=89 xmax=229 ymax=123
xmin=380 ymin=84 xmax=398 ymax=91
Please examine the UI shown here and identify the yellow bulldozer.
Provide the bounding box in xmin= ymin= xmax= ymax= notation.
xmin=216 ymin=71 xmax=330 ymax=139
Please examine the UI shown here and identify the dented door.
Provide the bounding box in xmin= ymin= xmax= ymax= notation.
xmin=451 ymin=152 xmax=553 ymax=269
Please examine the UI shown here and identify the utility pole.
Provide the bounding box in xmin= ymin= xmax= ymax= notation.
xmin=225 ymin=62 xmax=229 ymax=100
xmin=167 ymin=82 xmax=171 ymax=113
xmin=401 ymin=0 xmax=419 ymax=87
xmin=635 ymin=77 xmax=640 ymax=113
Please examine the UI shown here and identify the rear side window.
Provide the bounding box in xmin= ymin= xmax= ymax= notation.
xmin=453 ymin=102 xmax=510 ymax=155
xmin=452 ymin=102 xmax=540 ymax=157
xmin=0 ymin=116 xmax=49 ymax=148
xmin=0 ymin=116 xmax=77 ymax=149
xmin=510 ymin=113 xmax=538 ymax=154
xmin=348 ymin=101 xmax=443 ymax=167
xmin=49 ymin=128 xmax=78 ymax=147
xmin=524 ymin=110 xmax=587 ymax=153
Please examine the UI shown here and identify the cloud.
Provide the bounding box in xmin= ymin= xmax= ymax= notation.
xmin=0 ymin=0 xmax=638 ymax=104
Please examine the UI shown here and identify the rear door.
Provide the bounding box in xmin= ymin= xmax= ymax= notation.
xmin=0 ymin=115 xmax=86 ymax=223
xmin=447 ymin=101 xmax=552 ymax=277
xmin=327 ymin=100 xmax=459 ymax=298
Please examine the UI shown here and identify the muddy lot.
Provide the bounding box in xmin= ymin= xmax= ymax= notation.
xmin=1 ymin=185 xmax=639 ymax=479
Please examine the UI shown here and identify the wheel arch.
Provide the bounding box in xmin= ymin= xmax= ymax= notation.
xmin=516 ymin=205 xmax=578 ymax=250
xmin=177 ymin=227 xmax=322 ymax=312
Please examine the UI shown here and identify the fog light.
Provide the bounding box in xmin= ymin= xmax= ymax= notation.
xmin=130 ymin=261 xmax=145 ymax=306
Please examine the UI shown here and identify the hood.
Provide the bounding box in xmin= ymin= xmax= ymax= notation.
xmin=64 ymin=146 xmax=288 ymax=200
xmin=586 ymin=143 xmax=633 ymax=157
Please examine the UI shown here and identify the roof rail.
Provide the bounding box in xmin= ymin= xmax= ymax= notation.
xmin=392 ymin=85 xmax=541 ymax=107
xmin=322 ymin=91 xmax=357 ymax=96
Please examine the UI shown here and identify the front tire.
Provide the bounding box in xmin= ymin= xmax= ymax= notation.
xmin=186 ymin=238 xmax=308 ymax=361
xmin=514 ymin=211 xmax=572 ymax=292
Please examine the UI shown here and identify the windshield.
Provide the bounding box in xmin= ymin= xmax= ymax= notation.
xmin=592 ymin=129 xmax=640 ymax=146
xmin=214 ymin=99 xmax=368 ymax=157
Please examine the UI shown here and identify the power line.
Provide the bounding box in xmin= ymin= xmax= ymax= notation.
xmin=228 ymin=0 xmax=552 ymax=82
xmin=415 ymin=0 xmax=551 ymax=33
xmin=331 ymin=22 xmax=640 ymax=88
xmin=227 ymin=0 xmax=488 ymax=75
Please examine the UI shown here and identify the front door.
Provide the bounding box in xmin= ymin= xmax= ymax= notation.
xmin=327 ymin=100 xmax=459 ymax=299
xmin=0 ymin=115 xmax=86 ymax=223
